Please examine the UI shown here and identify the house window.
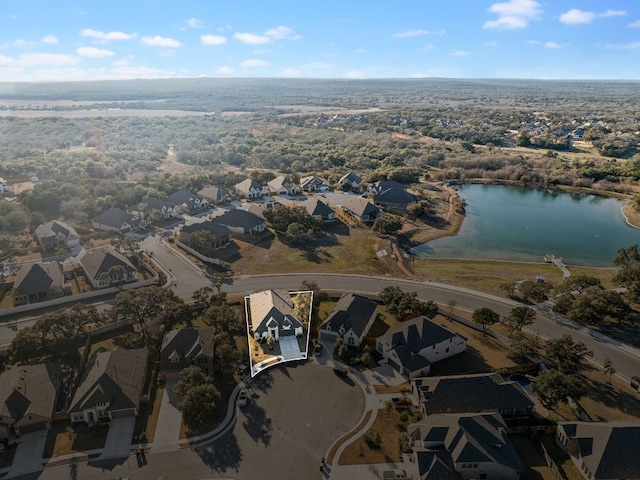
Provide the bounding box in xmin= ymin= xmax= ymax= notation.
xmin=377 ymin=344 xmax=383 ymax=353
xmin=348 ymin=337 xmax=354 ymax=345
xmin=446 ymin=347 xmax=450 ymax=353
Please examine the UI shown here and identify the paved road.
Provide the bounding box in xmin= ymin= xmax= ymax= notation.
xmin=33 ymin=364 xmax=365 ymax=480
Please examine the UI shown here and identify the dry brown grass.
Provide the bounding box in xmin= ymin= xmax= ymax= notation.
xmin=45 ymin=421 xmax=109 ymax=457
xmin=338 ymin=408 xmax=403 ymax=465
xmin=134 ymin=386 xmax=164 ymax=444
xmin=576 ymin=363 xmax=640 ymax=421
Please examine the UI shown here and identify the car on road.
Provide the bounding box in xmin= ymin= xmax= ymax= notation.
xmin=333 ymin=364 xmax=349 ymax=377
xmin=237 ymin=388 xmax=248 ymax=407
xmin=313 ymin=342 xmax=323 ymax=356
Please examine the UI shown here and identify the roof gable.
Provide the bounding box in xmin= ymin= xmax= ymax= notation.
xmin=14 ymin=261 xmax=63 ymax=295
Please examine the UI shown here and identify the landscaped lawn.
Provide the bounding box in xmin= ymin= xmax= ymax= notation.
xmin=44 ymin=421 xmax=109 ymax=458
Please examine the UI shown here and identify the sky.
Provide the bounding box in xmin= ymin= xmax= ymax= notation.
xmin=1 ymin=0 xmax=640 ymax=82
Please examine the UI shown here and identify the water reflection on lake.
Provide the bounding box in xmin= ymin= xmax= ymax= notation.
xmin=412 ymin=184 xmax=640 ymax=267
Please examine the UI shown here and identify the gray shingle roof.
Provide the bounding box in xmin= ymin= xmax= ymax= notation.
xmin=79 ymin=247 xmax=137 ymax=281
xmin=373 ymin=188 xmax=418 ymax=205
xmin=92 ymin=207 xmax=137 ymax=230
xmin=160 ymin=327 xmax=214 ymax=373
xmin=167 ymin=189 xmax=205 ymax=209
xmin=338 ymin=172 xmax=362 ymax=185
xmin=249 ymin=290 xmax=304 ymax=335
xmin=558 ymin=421 xmax=640 ymax=479
xmin=139 ymin=197 xmax=176 ymax=211
xmin=34 ymin=220 xmax=79 ymax=244
xmin=69 ymin=347 xmax=148 ymax=414
xmin=235 ymin=178 xmax=264 ymax=194
xmin=414 ymin=373 xmax=534 ymax=416
xmin=300 ymin=198 xmax=334 ymax=218
xmin=341 ymin=196 xmax=381 ymax=217
xmin=14 ymin=261 xmax=64 ymax=295
xmin=181 ymin=220 xmax=231 ymax=237
xmin=216 ymin=209 xmax=264 ymax=230
xmin=0 ymin=364 xmax=60 ymax=424
xmin=198 ymin=185 xmax=229 ymax=203
xmin=320 ymin=293 xmax=377 ymax=338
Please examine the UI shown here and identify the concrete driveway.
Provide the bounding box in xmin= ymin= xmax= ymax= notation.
xmin=99 ymin=416 xmax=136 ymax=459
xmin=150 ymin=380 xmax=183 ymax=453
xmin=279 ymin=335 xmax=302 ymax=361
xmin=7 ymin=429 xmax=47 ymax=478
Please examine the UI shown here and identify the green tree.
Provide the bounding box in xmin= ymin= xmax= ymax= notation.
xmin=372 ymin=215 xmax=403 ymax=235
xmin=509 ymin=332 xmax=540 ymax=359
xmin=503 ymin=306 xmax=536 ymax=336
xmin=603 ymin=357 xmax=616 ymax=383
xmin=519 ymin=280 xmax=551 ymax=303
xmin=545 ymin=334 xmax=591 ymax=374
xmin=613 ymin=245 xmax=640 ymax=301
xmin=113 ymin=285 xmax=181 ymax=336
xmin=533 ymin=370 xmax=584 ymax=410
xmin=293 ymin=291 xmax=312 ymax=323
xmin=471 ymin=307 xmax=500 ymax=336
xmin=178 ymin=384 xmax=221 ymax=426
xmin=174 ymin=365 xmax=214 ymax=397
xmin=561 ymin=274 xmax=602 ymax=294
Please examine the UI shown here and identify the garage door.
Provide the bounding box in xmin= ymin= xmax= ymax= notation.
xmin=18 ymin=421 xmax=47 ymax=434
xmin=110 ymin=408 xmax=135 ymax=419
xmin=319 ymin=330 xmax=339 ymax=341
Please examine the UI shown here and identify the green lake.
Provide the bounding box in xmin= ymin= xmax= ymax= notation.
xmin=412 ymin=184 xmax=640 ymax=267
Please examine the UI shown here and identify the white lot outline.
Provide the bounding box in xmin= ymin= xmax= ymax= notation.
xmin=244 ymin=289 xmax=313 ymax=377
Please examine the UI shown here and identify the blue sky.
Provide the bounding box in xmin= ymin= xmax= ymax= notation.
xmin=1 ymin=0 xmax=639 ymax=81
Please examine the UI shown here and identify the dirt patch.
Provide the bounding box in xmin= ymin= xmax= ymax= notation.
xmin=338 ymin=408 xmax=403 ymax=465
xmin=576 ymin=363 xmax=640 ymax=421
xmin=622 ymin=203 xmax=640 ymax=229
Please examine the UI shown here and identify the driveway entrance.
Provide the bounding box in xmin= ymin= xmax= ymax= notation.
xmin=7 ymin=430 xmax=47 ymax=478
xmin=278 ymin=335 xmax=302 ymax=360
xmin=99 ymin=416 xmax=135 ymax=459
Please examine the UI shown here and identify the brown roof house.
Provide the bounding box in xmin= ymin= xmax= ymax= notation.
xmin=300 ymin=197 xmax=336 ymax=223
xmin=341 ymin=196 xmax=383 ymax=223
xmin=78 ymin=246 xmax=138 ymax=289
xmin=34 ymin=220 xmax=80 ymax=252
xmin=412 ymin=373 xmax=535 ymax=420
xmin=234 ymin=178 xmax=269 ymax=199
xmin=556 ymin=421 xmax=640 ymax=480
xmin=248 ymin=290 xmax=305 ymax=342
xmin=268 ymin=175 xmax=301 ymax=196
xmin=0 ymin=364 xmax=60 ymax=440
xmin=376 ymin=316 xmax=467 ymax=378
xmin=198 ymin=185 xmax=231 ymax=204
xmin=69 ymin=347 xmax=148 ymax=424
xmin=159 ymin=327 xmax=215 ymax=380
xmin=319 ymin=293 xmax=377 ymax=347
xmin=12 ymin=261 xmax=65 ymax=306
xmin=406 ymin=412 xmax=524 ymax=480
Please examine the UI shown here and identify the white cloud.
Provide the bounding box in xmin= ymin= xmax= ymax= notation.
xmin=234 ymin=32 xmax=271 ymax=44
xmin=0 ymin=52 xmax=80 ymax=66
xmin=239 ymin=59 xmax=269 ymax=67
xmin=201 ymin=35 xmax=226 ymax=46
xmin=393 ymin=29 xmax=430 ymax=38
xmin=450 ymin=50 xmax=471 ymax=56
xmin=528 ymin=40 xmax=540 ymax=44
xmin=12 ymin=39 xmax=38 ymax=48
xmin=41 ymin=35 xmax=59 ymax=44
xmin=77 ymin=46 xmax=115 ymax=57
xmin=606 ymin=41 xmax=640 ymax=49
xmin=141 ymin=36 xmax=182 ymax=48
xmin=560 ymin=8 xmax=628 ymax=25
xmin=483 ymin=0 xmax=542 ymax=29
xmin=544 ymin=41 xmax=561 ymax=49
xmin=265 ymin=26 xmax=301 ymax=40
xmin=628 ymin=20 xmax=640 ymax=28
xmin=216 ymin=65 xmax=236 ymax=74
xmin=80 ymin=29 xmax=136 ymax=42
xmin=187 ymin=18 xmax=204 ymax=28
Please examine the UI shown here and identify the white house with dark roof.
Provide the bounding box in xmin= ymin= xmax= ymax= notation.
xmin=78 ymin=246 xmax=138 ymax=289
xmin=556 ymin=421 xmax=640 ymax=480
xmin=215 ymin=209 xmax=266 ymax=235
xmin=234 ymin=178 xmax=269 ymax=199
xmin=412 ymin=373 xmax=535 ymax=420
xmin=248 ymin=290 xmax=304 ymax=342
xmin=0 ymin=364 xmax=61 ymax=439
xmin=198 ymin=185 xmax=231 ymax=204
xmin=167 ymin=189 xmax=208 ymax=212
xmin=34 ymin=220 xmax=80 ymax=252
xmin=367 ymin=180 xmax=408 ymax=195
xmin=179 ymin=221 xmax=232 ymax=251
xmin=300 ymin=175 xmax=328 ymax=192
xmin=159 ymin=327 xmax=215 ymax=380
xmin=12 ymin=261 xmax=65 ymax=306
xmin=319 ymin=293 xmax=378 ymax=347
xmin=337 ymin=171 xmax=362 ymax=192
xmin=268 ymin=175 xmax=300 ymax=196
xmin=300 ymin=197 xmax=336 ymax=223
xmin=377 ymin=316 xmax=467 ymax=378
xmin=135 ymin=197 xmax=181 ymax=220
xmin=69 ymin=347 xmax=148 ymax=424
xmin=92 ymin=207 xmax=143 ymax=233
xmin=407 ymin=412 xmax=524 ymax=480
xmin=341 ymin=196 xmax=383 ymax=223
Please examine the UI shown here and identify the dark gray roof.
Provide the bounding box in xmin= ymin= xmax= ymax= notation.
xmin=381 ymin=316 xmax=461 ymax=372
xmin=79 ymin=247 xmax=137 ymax=281
xmin=160 ymin=327 xmax=215 ymax=373
xmin=301 ymin=198 xmax=334 ymax=217
xmin=139 ymin=197 xmax=176 ymax=211
xmin=69 ymin=347 xmax=148 ymax=414
xmin=300 ymin=176 xmax=327 ymax=189
xmin=409 ymin=413 xmax=524 ymax=479
xmin=414 ymin=450 xmax=459 ymax=480
xmin=558 ymin=421 xmax=640 ymax=479
xmin=167 ymin=189 xmax=205 ymax=208
xmin=34 ymin=220 xmax=79 ymax=243
xmin=0 ymin=364 xmax=60 ymax=423
xmin=198 ymin=185 xmax=229 ymax=202
xmin=181 ymin=220 xmax=231 ymax=237
xmin=341 ymin=196 xmax=381 ymax=217
xmin=371 ymin=180 xmax=407 ymax=191
xmin=92 ymin=207 xmax=137 ymax=229
xmin=374 ymin=188 xmax=418 ymax=205
xmin=414 ymin=373 xmax=534 ymax=415
xmin=320 ymin=293 xmax=377 ymax=338
xmin=14 ymin=261 xmax=63 ymax=295
xmin=338 ymin=172 xmax=362 ymax=185
xmin=216 ymin=209 xmax=264 ymax=230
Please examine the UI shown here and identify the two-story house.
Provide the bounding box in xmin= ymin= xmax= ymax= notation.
xmin=159 ymin=327 xmax=215 ymax=380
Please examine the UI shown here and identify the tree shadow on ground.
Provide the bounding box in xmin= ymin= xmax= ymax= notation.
xmin=241 ymin=402 xmax=272 ymax=446
xmin=325 ymin=222 xmax=350 ymax=236
xmin=579 ymin=364 xmax=640 ymax=420
xmin=195 ymin=433 xmax=242 ymax=473
xmin=428 ymin=346 xmax=493 ymax=375
xmin=249 ymin=371 xmax=274 ymax=394
xmin=510 ymin=434 xmax=547 ymax=480
xmin=87 ymin=456 xmax=128 ymax=470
